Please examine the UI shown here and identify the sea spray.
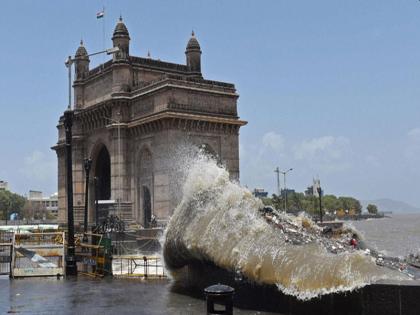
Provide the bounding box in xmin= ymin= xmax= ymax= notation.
xmin=163 ymin=151 xmax=407 ymax=300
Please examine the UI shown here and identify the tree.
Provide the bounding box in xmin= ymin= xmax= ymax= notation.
xmin=323 ymin=195 xmax=340 ymax=213
xmin=270 ymin=193 xmax=284 ymax=211
xmin=336 ymin=209 xmax=345 ymax=218
xmin=338 ymin=197 xmax=362 ymax=214
xmin=367 ymin=204 xmax=378 ymax=214
xmin=261 ymin=192 xmax=363 ymax=217
xmin=0 ymin=190 xmax=26 ymax=219
xmin=0 ymin=191 xmax=11 ymax=219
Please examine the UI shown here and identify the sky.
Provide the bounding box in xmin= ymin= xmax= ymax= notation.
xmin=0 ymin=1 xmax=419 ymax=207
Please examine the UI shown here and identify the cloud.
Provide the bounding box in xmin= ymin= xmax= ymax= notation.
xmin=293 ymin=136 xmax=351 ymax=172
xmin=19 ymin=150 xmax=56 ymax=184
xmin=262 ymin=131 xmax=285 ymax=153
xmin=294 ymin=136 xmax=349 ymax=160
xmin=365 ymin=155 xmax=380 ymax=167
xmin=408 ymin=128 xmax=420 ymax=140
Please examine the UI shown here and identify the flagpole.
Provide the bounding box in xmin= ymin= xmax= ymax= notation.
xmin=102 ymin=6 xmax=105 ymax=69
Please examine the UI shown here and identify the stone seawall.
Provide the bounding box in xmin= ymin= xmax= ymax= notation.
xmin=170 ymin=260 xmax=420 ymax=315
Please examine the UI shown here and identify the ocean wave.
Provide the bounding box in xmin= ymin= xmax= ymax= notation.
xmin=163 ymin=152 xmax=406 ymax=300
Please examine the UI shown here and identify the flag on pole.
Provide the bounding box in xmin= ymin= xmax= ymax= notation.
xmin=96 ymin=10 xmax=105 ymax=19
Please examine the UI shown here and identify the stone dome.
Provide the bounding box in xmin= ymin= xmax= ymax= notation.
xmin=75 ymin=40 xmax=88 ymax=58
xmin=113 ymin=16 xmax=130 ymax=38
xmin=186 ymin=31 xmax=201 ymax=51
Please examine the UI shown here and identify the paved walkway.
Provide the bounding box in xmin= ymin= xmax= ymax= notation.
xmin=0 ymin=276 xmax=275 ymax=315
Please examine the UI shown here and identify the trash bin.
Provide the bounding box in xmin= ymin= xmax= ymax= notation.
xmin=204 ymin=283 xmax=235 ymax=315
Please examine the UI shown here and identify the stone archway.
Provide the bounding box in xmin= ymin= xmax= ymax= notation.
xmin=137 ymin=147 xmax=153 ymax=227
xmin=88 ymin=143 xmax=111 ymax=223
xmin=94 ymin=146 xmax=111 ymax=200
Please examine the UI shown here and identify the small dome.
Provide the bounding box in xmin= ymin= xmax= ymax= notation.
xmin=75 ymin=40 xmax=88 ymax=58
xmin=186 ymin=31 xmax=201 ymax=51
xmin=113 ymin=16 xmax=129 ymax=38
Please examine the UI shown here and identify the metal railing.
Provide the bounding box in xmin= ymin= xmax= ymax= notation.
xmin=0 ymin=231 xmax=13 ymax=275
xmin=112 ymin=255 xmax=166 ymax=279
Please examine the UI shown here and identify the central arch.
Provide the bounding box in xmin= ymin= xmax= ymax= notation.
xmin=88 ymin=143 xmax=111 ymax=223
xmin=94 ymin=146 xmax=111 ymax=201
xmin=137 ymin=147 xmax=153 ymax=227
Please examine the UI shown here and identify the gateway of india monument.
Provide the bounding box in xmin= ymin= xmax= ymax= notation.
xmin=53 ymin=17 xmax=247 ymax=227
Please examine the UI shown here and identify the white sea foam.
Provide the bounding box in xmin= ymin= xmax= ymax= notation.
xmin=163 ymin=150 xmax=407 ymax=300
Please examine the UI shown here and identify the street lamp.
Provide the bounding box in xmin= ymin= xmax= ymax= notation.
xmin=317 ymin=186 xmax=323 ymax=223
xmin=274 ymin=167 xmax=281 ymax=196
xmin=94 ymin=177 xmax=99 ymax=226
xmin=83 ymin=158 xmax=92 ymax=241
xmin=279 ymin=168 xmax=293 ymax=212
xmin=64 ymin=46 xmax=119 ymax=111
xmin=63 ymin=109 xmax=76 ymax=276
xmin=63 ymin=46 xmax=119 ymax=276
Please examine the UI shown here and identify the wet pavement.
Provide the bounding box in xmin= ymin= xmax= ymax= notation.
xmin=0 ymin=276 xmax=277 ymax=315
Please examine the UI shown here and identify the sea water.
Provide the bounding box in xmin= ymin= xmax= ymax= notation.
xmin=163 ymin=151 xmax=410 ymax=300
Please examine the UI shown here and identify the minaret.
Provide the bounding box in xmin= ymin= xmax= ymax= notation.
xmin=111 ymin=16 xmax=132 ymax=93
xmin=74 ymin=40 xmax=90 ymax=79
xmin=185 ymin=31 xmax=202 ymax=76
xmin=74 ymin=40 xmax=90 ymax=108
xmin=112 ymin=16 xmax=130 ymax=61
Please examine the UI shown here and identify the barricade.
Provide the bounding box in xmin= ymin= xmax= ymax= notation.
xmin=11 ymin=232 xmax=65 ymax=277
xmin=0 ymin=231 xmax=13 ymax=275
xmin=77 ymin=232 xmax=112 ymax=277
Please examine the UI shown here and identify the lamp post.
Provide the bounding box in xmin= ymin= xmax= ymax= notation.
xmin=274 ymin=167 xmax=281 ymax=196
xmin=63 ymin=46 xmax=119 ymax=276
xmin=94 ymin=176 xmax=99 ymax=226
xmin=64 ymin=109 xmax=76 ymax=276
xmin=83 ymin=158 xmax=92 ymax=241
xmin=280 ymin=168 xmax=293 ymax=212
xmin=317 ymin=187 xmax=323 ymax=223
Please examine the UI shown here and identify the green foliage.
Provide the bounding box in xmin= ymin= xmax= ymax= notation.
xmin=0 ymin=190 xmax=26 ymax=219
xmin=323 ymin=195 xmax=340 ymax=212
xmin=367 ymin=204 xmax=379 ymax=214
xmin=260 ymin=191 xmax=363 ymax=216
xmin=337 ymin=196 xmax=362 ymax=214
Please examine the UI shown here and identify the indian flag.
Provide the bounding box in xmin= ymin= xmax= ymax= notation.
xmin=96 ymin=11 xmax=104 ymax=19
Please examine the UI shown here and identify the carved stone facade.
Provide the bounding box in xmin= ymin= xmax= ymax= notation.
xmin=53 ymin=18 xmax=246 ymax=226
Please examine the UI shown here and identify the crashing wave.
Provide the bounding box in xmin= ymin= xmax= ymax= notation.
xmin=163 ymin=152 xmax=407 ymax=300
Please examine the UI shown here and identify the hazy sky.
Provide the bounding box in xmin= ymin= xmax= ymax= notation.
xmin=0 ymin=1 xmax=419 ymax=206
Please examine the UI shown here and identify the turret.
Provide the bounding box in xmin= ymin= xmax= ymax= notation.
xmin=74 ymin=40 xmax=89 ymax=108
xmin=185 ymin=31 xmax=202 ymax=75
xmin=111 ymin=16 xmax=132 ymax=93
xmin=74 ymin=40 xmax=90 ymax=80
xmin=112 ymin=16 xmax=130 ymax=61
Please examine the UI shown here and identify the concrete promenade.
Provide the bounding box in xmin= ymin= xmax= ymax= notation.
xmin=0 ymin=276 xmax=276 ymax=315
